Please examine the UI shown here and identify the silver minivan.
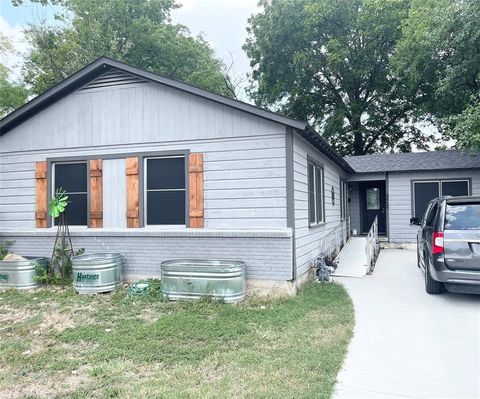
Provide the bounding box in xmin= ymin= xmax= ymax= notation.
xmin=411 ymin=196 xmax=480 ymax=294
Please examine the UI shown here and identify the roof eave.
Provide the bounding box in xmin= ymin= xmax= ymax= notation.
xmin=298 ymin=126 xmax=354 ymax=174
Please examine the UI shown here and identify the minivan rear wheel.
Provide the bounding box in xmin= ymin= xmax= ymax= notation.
xmin=425 ymin=264 xmax=442 ymax=294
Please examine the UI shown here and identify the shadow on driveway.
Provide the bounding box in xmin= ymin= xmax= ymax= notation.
xmin=333 ymin=249 xmax=480 ymax=399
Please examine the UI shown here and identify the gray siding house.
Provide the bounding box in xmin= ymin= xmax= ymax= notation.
xmin=0 ymin=57 xmax=352 ymax=294
xmin=1 ymin=57 xmax=479 ymax=293
xmin=345 ymin=152 xmax=480 ymax=243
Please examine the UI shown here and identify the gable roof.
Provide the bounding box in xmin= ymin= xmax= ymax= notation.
xmin=344 ymin=150 xmax=480 ymax=173
xmin=0 ymin=56 xmax=353 ymax=174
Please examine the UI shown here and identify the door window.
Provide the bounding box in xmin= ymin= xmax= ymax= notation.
xmin=366 ymin=187 xmax=380 ymax=210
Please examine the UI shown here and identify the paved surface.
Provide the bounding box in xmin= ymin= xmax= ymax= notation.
xmin=332 ymin=237 xmax=368 ymax=278
xmin=333 ymin=249 xmax=480 ymax=399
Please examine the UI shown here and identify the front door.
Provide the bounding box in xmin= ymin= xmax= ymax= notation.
xmin=360 ymin=181 xmax=387 ymax=234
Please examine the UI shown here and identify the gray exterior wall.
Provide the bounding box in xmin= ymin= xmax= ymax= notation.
xmin=0 ymin=229 xmax=292 ymax=280
xmin=293 ymin=135 xmax=349 ymax=278
xmin=388 ymin=169 xmax=480 ymax=243
xmin=348 ymin=182 xmax=361 ymax=234
xmin=0 ymin=80 xmax=287 ymax=230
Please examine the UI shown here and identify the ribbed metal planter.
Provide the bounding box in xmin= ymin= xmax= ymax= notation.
xmin=0 ymin=257 xmax=48 ymax=290
xmin=160 ymin=259 xmax=246 ymax=303
xmin=72 ymin=253 xmax=123 ymax=294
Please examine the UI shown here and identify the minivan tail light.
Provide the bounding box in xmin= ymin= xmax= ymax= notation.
xmin=432 ymin=232 xmax=444 ymax=254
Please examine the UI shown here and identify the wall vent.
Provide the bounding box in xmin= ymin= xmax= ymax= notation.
xmin=79 ymin=68 xmax=147 ymax=91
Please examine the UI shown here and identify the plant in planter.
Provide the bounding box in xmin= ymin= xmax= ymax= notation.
xmin=0 ymin=240 xmax=14 ymax=261
xmin=48 ymin=188 xmax=76 ymax=285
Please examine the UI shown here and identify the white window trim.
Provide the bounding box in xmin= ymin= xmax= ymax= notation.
xmin=143 ymin=155 xmax=187 ymax=227
xmin=51 ymin=161 xmax=89 ymax=227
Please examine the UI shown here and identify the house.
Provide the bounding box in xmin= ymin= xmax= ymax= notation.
xmin=1 ymin=57 xmax=479 ymax=294
xmin=0 ymin=57 xmax=352 ymax=295
xmin=344 ymin=151 xmax=480 ymax=243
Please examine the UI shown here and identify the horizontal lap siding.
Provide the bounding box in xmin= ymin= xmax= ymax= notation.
xmin=293 ymin=136 xmax=348 ymax=277
xmin=388 ymin=170 xmax=480 ymax=242
xmin=0 ymin=81 xmax=287 ymax=230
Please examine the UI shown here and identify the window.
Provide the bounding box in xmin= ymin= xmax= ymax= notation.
xmin=425 ymin=203 xmax=438 ymax=227
xmin=145 ymin=157 xmax=186 ymax=225
xmin=445 ymin=203 xmax=480 ymax=230
xmin=340 ymin=180 xmax=348 ymax=219
xmin=308 ymin=161 xmax=324 ymax=225
xmin=366 ymin=187 xmax=380 ymax=210
xmin=413 ymin=179 xmax=469 ymax=220
xmin=53 ymin=162 xmax=88 ymax=225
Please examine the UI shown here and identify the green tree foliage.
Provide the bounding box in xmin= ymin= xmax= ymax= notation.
xmin=244 ymin=0 xmax=434 ymax=155
xmin=447 ymin=97 xmax=480 ymax=153
xmin=395 ymin=0 xmax=480 ymax=151
xmin=14 ymin=0 xmax=233 ymax=96
xmin=0 ymin=35 xmax=29 ymax=118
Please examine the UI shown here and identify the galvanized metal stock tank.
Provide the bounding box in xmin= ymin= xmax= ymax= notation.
xmin=0 ymin=257 xmax=48 ymax=290
xmin=160 ymin=259 xmax=246 ymax=303
xmin=72 ymin=253 xmax=123 ymax=294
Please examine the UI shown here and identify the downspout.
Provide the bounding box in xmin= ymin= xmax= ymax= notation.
xmin=286 ymin=127 xmax=297 ymax=281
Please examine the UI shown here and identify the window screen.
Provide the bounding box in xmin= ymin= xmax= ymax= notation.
xmin=413 ymin=179 xmax=470 ymax=220
xmin=413 ymin=182 xmax=440 ymax=220
xmin=308 ymin=161 xmax=324 ymax=224
xmin=145 ymin=157 xmax=186 ymax=225
xmin=340 ymin=181 xmax=348 ymax=219
xmin=308 ymin=163 xmax=315 ymax=224
xmin=441 ymin=181 xmax=469 ymax=197
xmin=54 ymin=162 xmax=88 ymax=225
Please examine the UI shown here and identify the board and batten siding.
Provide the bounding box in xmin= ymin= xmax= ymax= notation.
xmin=388 ymin=169 xmax=480 ymax=242
xmin=0 ymin=80 xmax=287 ymax=230
xmin=293 ymin=135 xmax=349 ymax=278
xmin=102 ymin=159 xmax=127 ymax=228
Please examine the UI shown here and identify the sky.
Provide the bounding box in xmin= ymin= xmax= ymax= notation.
xmin=0 ymin=0 xmax=260 ymax=99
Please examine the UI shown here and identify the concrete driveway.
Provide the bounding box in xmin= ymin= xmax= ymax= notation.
xmin=333 ymin=249 xmax=480 ymax=399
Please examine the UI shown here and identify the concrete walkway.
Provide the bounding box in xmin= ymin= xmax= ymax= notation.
xmin=333 ymin=249 xmax=480 ymax=399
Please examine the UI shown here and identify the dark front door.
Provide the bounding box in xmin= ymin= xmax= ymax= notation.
xmin=360 ymin=181 xmax=387 ymax=234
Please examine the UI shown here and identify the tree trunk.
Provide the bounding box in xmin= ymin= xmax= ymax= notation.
xmin=352 ymin=117 xmax=364 ymax=155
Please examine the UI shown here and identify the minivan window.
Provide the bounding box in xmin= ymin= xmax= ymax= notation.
xmin=425 ymin=203 xmax=438 ymax=227
xmin=445 ymin=203 xmax=480 ymax=230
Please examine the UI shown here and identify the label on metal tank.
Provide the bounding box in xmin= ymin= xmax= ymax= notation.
xmin=0 ymin=273 xmax=9 ymax=282
xmin=76 ymin=272 xmax=100 ymax=283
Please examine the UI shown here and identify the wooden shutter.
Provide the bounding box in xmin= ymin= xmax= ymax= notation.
xmin=89 ymin=159 xmax=103 ymax=228
xmin=189 ymin=153 xmax=204 ymax=228
xmin=35 ymin=161 xmax=48 ymax=228
xmin=126 ymin=157 xmax=140 ymax=228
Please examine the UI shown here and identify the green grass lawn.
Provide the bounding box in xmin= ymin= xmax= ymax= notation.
xmin=0 ymin=282 xmax=354 ymax=399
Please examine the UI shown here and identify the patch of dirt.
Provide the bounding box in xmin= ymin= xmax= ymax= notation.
xmin=0 ymin=366 xmax=92 ymax=399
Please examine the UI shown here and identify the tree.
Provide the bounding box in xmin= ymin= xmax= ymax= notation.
xmin=244 ymin=0 xmax=439 ymax=156
xmin=0 ymin=34 xmax=29 ymax=118
xmin=447 ymin=97 xmax=480 ymax=153
xmin=394 ymin=0 xmax=480 ymax=151
xmin=14 ymin=0 xmax=233 ymax=97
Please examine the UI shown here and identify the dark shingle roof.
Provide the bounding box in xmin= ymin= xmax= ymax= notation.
xmin=344 ymin=151 xmax=480 ymax=173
